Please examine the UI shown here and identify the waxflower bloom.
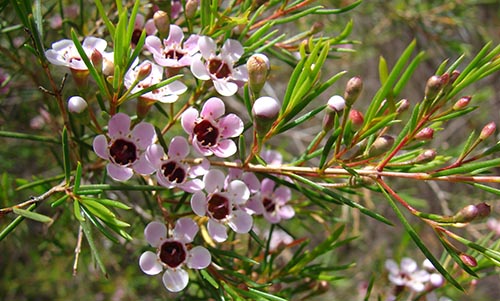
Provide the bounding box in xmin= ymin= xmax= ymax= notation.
xmin=146 ymin=136 xmax=209 ymax=193
xmin=191 ymin=36 xmax=248 ymax=96
xmin=245 ymin=178 xmax=294 ymax=224
xmin=191 ymin=169 xmax=253 ymax=242
xmin=181 ymin=97 xmax=243 ymax=158
xmin=93 ymin=113 xmax=156 ymax=181
xmin=45 ymin=37 xmax=107 ymax=71
xmin=385 ymin=257 xmax=431 ymax=292
xmin=145 ymin=24 xmax=200 ymax=69
xmin=132 ymin=13 xmax=157 ymax=46
xmin=139 ymin=219 xmax=211 ymax=292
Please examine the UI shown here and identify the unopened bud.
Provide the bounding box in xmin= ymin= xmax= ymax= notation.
xmin=440 ymin=73 xmax=450 ymax=86
xmin=185 ymin=0 xmax=199 ymax=19
xmin=252 ymin=96 xmax=280 ymax=136
xmin=459 ymin=253 xmax=477 ymax=267
xmin=247 ymin=53 xmax=270 ymax=95
xmin=480 ymin=122 xmax=496 ymax=140
xmin=452 ymin=203 xmax=490 ymax=223
xmin=449 ymin=70 xmax=461 ymax=84
xmin=396 ymin=99 xmax=410 ymax=113
xmin=453 ymin=96 xmax=471 ymax=110
xmin=68 ymin=96 xmax=88 ymax=114
xmin=367 ymin=135 xmax=394 ymax=157
xmin=137 ymin=62 xmax=152 ymax=81
xmin=415 ymin=127 xmax=434 ymax=140
xmin=349 ymin=109 xmax=364 ymax=131
xmin=154 ymin=10 xmax=170 ymax=38
xmin=344 ymin=76 xmax=363 ymax=106
xmin=415 ymin=149 xmax=436 ymax=163
xmin=91 ymin=49 xmax=103 ymax=71
xmin=475 ymin=202 xmax=491 ymax=219
xmin=425 ymin=75 xmax=442 ymax=100
xmin=322 ymin=95 xmax=346 ymax=131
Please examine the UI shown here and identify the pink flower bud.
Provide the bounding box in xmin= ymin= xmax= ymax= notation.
xmin=415 ymin=149 xmax=436 ymax=163
xmin=344 ymin=76 xmax=363 ymax=106
xmin=396 ymin=98 xmax=410 ymax=113
xmin=475 ymin=202 xmax=491 ymax=219
xmin=367 ymin=135 xmax=394 ymax=157
xmin=453 ymin=96 xmax=471 ymax=110
xmin=185 ymin=0 xmax=199 ymax=19
xmin=91 ymin=49 xmax=103 ymax=71
xmin=247 ymin=53 xmax=270 ymax=95
xmin=252 ymin=96 xmax=280 ymax=136
xmin=449 ymin=70 xmax=460 ymax=84
xmin=480 ymin=122 xmax=496 ymax=140
xmin=425 ymin=75 xmax=442 ymax=100
xmin=68 ymin=96 xmax=88 ymax=114
xmin=459 ymin=253 xmax=477 ymax=267
xmin=327 ymin=95 xmax=346 ymax=112
xmin=349 ymin=109 xmax=364 ymax=131
xmin=415 ymin=127 xmax=434 ymax=140
xmin=137 ymin=62 xmax=152 ymax=81
xmin=154 ymin=10 xmax=170 ymax=38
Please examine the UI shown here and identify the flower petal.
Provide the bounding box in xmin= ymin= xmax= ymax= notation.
xmin=385 ymin=259 xmax=399 ymax=275
xmin=182 ymin=179 xmax=204 ymax=193
xmin=189 ymin=158 xmax=210 ymax=177
xmin=204 ymin=169 xmax=225 ymax=193
xmin=207 ymin=219 xmax=228 ymax=242
xmin=218 ymin=113 xmax=244 ymax=138
xmin=168 ymin=136 xmax=190 ymax=159
xmin=93 ymin=135 xmax=109 ymax=159
xmin=146 ymin=144 xmax=165 ymax=168
xmin=213 ymin=79 xmax=238 ymax=97
xmin=228 ymin=210 xmax=253 ymax=234
xmin=174 ymin=217 xmax=199 ymax=244
xmin=139 ymin=251 xmax=163 ymax=275
xmin=401 ymin=257 xmax=418 ymax=273
xmin=144 ymin=221 xmax=167 ymax=247
xmin=191 ymin=191 xmax=207 ymax=216
xmin=274 ymin=186 xmax=292 ymax=204
xmin=181 ymin=107 xmax=199 ymax=134
xmin=162 ymin=268 xmax=189 ymax=292
xmin=242 ymin=172 xmax=260 ymax=193
xmin=212 ymin=139 xmax=237 ymax=158
xmin=166 ymin=24 xmax=184 ymax=45
xmin=198 ymin=36 xmax=216 ymax=59
xmin=130 ymin=122 xmax=156 ymax=149
xmin=221 ymin=39 xmax=244 ymax=61
xmin=107 ymin=164 xmax=133 ymax=182
xmin=187 ymin=246 xmax=211 ymax=269
xmin=200 ymin=97 xmax=225 ymax=120
xmin=108 ymin=113 xmax=131 ymax=139
xmin=190 ymin=56 xmax=210 ymax=80
xmin=132 ymin=153 xmax=155 ymax=175
xmin=278 ymin=205 xmax=295 ymax=220
xmin=260 ymin=178 xmax=276 ymax=195
xmin=145 ymin=35 xmax=163 ymax=57
xmin=226 ymin=180 xmax=249 ymax=205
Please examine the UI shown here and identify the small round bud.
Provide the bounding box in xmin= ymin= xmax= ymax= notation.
xmin=154 ymin=10 xmax=170 ymax=38
xmin=367 ymin=135 xmax=394 ymax=157
xmin=453 ymin=96 xmax=471 ymax=110
xmin=185 ymin=0 xmax=200 ymax=19
xmin=252 ymin=96 xmax=280 ymax=136
xmin=454 ymin=205 xmax=479 ymax=223
xmin=91 ymin=49 xmax=103 ymax=71
xmin=137 ymin=62 xmax=152 ymax=81
xmin=425 ymin=75 xmax=442 ymax=100
xmin=440 ymin=73 xmax=450 ymax=86
xmin=480 ymin=122 xmax=496 ymax=140
xmin=459 ymin=253 xmax=477 ymax=267
xmin=415 ymin=127 xmax=434 ymax=140
xmin=68 ymin=96 xmax=88 ymax=114
xmin=396 ymin=99 xmax=410 ymax=113
xmin=247 ymin=53 xmax=270 ymax=95
xmin=449 ymin=70 xmax=461 ymax=84
xmin=344 ymin=76 xmax=363 ymax=106
xmin=327 ymin=95 xmax=346 ymax=112
xmin=415 ymin=149 xmax=436 ymax=163
xmin=349 ymin=109 xmax=364 ymax=131
xmin=475 ymin=202 xmax=491 ymax=219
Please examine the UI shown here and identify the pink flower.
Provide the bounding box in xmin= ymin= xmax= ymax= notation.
xmin=190 ymin=36 xmax=248 ymax=96
xmin=385 ymin=257 xmax=431 ymax=292
xmin=245 ymin=178 xmax=294 ymax=223
xmin=181 ymin=97 xmax=243 ymax=158
xmin=93 ymin=113 xmax=156 ymax=181
xmin=139 ymin=219 xmax=211 ymax=292
xmin=191 ymin=169 xmax=253 ymax=242
xmin=45 ymin=37 xmax=107 ymax=71
xmin=132 ymin=14 xmax=157 ymax=46
xmin=124 ymin=60 xmax=187 ymax=103
xmin=145 ymin=24 xmax=200 ymax=69
xmin=146 ymin=136 xmax=209 ymax=193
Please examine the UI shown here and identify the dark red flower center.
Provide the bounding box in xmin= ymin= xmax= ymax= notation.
xmin=263 ymin=198 xmax=276 ymax=213
xmin=159 ymin=240 xmax=186 ymax=268
xmin=131 ymin=29 xmax=142 ymax=46
xmin=164 ymin=49 xmax=185 ymax=60
xmin=161 ymin=161 xmax=186 ymax=183
xmin=208 ymin=58 xmax=231 ymax=79
xmin=109 ymin=139 xmax=137 ymax=165
xmin=193 ymin=119 xmax=219 ymax=147
xmin=207 ymin=193 xmax=230 ymax=220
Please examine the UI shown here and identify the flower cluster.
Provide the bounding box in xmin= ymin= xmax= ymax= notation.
xmin=385 ymin=257 xmax=444 ymax=295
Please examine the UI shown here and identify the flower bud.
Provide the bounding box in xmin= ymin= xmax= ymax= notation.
xmin=252 ymin=96 xmax=280 ymax=136
xmin=396 ymin=99 xmax=410 ymax=113
xmin=452 ymin=203 xmax=490 ymax=223
xmin=479 ymin=122 xmax=496 ymax=140
xmin=449 ymin=70 xmax=460 ymax=84
xmin=90 ymin=49 xmax=103 ymax=72
xmin=459 ymin=253 xmax=477 ymax=267
xmin=185 ymin=0 xmax=199 ymax=19
xmin=475 ymin=202 xmax=491 ymax=219
xmin=415 ymin=127 xmax=434 ymax=140
xmin=452 ymin=96 xmax=471 ymax=110
xmin=440 ymin=73 xmax=450 ymax=86
xmin=68 ymin=96 xmax=88 ymax=114
xmin=414 ymin=149 xmax=436 ymax=163
xmin=344 ymin=76 xmax=363 ymax=106
xmin=137 ymin=62 xmax=152 ymax=81
xmin=247 ymin=53 xmax=270 ymax=95
xmin=322 ymin=95 xmax=346 ymax=131
xmin=69 ymin=68 xmax=89 ymax=88
xmin=154 ymin=10 xmax=170 ymax=39
xmin=424 ymin=75 xmax=442 ymax=100
xmin=367 ymin=135 xmax=394 ymax=157
xmin=349 ymin=109 xmax=364 ymax=131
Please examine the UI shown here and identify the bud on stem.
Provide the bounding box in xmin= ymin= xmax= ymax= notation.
xmin=252 ymin=96 xmax=280 ymax=137
xmin=344 ymin=76 xmax=363 ymax=106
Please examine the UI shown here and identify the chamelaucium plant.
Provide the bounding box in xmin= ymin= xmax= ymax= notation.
xmin=1 ymin=0 xmax=500 ymax=300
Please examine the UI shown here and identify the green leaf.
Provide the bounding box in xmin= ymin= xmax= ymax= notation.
xmin=200 ymin=269 xmax=219 ymax=289
xmin=0 ymin=130 xmax=59 ymax=144
xmin=13 ymin=207 xmax=53 ymax=223
xmin=0 ymin=204 xmax=37 ymax=241
xmin=79 ymin=218 xmax=108 ymax=276
xmin=378 ymin=56 xmax=388 ymax=85
xmin=73 ymin=200 xmax=85 ymax=222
